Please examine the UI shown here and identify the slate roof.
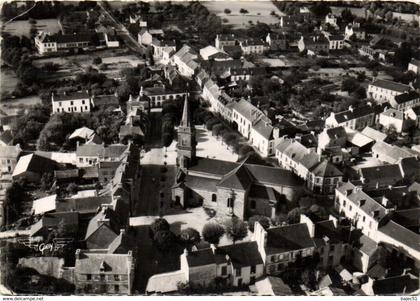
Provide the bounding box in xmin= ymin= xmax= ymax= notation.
xmin=398 ymin=157 xmax=420 ymax=179
xmin=372 ymin=275 xmax=419 ymax=295
xmin=85 ymin=207 xmax=121 ymax=240
xmin=381 ymin=108 xmax=404 ymax=120
xmin=333 ymin=105 xmax=376 ymax=124
xmin=249 ymin=185 xmax=281 ymax=201
xmin=232 ymin=98 xmax=264 ymax=122
xmin=337 ymin=182 xmax=387 ymax=221
xmin=391 ymin=208 xmax=420 ymax=230
xmin=217 ymin=161 xmax=253 ymax=191
xmin=54 ymin=169 xmax=79 ymax=180
xmin=326 ymin=126 xmax=347 ymax=140
xmin=313 ymin=220 xmax=343 ymax=247
xmin=310 ymin=160 xmax=343 ymax=178
xmin=186 ymin=248 xmax=215 ymax=267
xmin=360 ymin=165 xmax=403 ymax=185
xmin=30 ymin=211 xmax=78 ymax=236
xmin=56 ymin=195 xmax=111 ymax=213
xmin=217 ymin=241 xmax=263 ymax=268
xmin=265 ymin=223 xmax=314 ymax=255
xmin=0 ymin=130 xmax=13 ymax=145
xmin=252 ymin=117 xmax=274 ymax=140
xmin=53 ymin=91 xmax=90 ymax=102
xmin=184 ymin=175 xmax=219 ymax=192
xmin=409 ymin=58 xmax=420 ymax=68
xmin=217 ymin=34 xmax=236 ymax=41
xmin=394 ymin=91 xmax=420 ymax=105
xmin=75 ymin=251 xmax=132 ymax=274
xmin=379 ymin=220 xmax=420 ymax=252
xmin=370 ymin=79 xmax=411 ymax=93
xmin=119 ymin=124 xmax=144 ymax=137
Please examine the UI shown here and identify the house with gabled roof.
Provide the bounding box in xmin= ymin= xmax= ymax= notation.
xmin=367 ymin=79 xmax=411 ymax=104
xmin=390 ymin=91 xmax=420 ymax=111
xmin=74 ymin=249 xmax=135 ymax=295
xmin=0 ymin=144 xmax=21 ymax=174
xmin=408 ymin=58 xmax=420 ymax=74
xmin=52 ymin=91 xmax=92 ymax=114
xmin=253 ymin=221 xmax=315 ymax=275
xmin=325 ymin=104 xmax=378 ymax=131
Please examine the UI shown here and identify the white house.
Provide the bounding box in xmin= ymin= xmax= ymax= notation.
xmin=250 ymin=117 xmax=280 ymax=157
xmin=239 ymin=39 xmax=267 ymax=55
xmin=138 ymin=28 xmax=164 ymax=46
xmin=171 ymin=45 xmax=199 ymax=78
xmin=367 ymin=79 xmax=411 ymax=104
xmin=52 ymin=91 xmax=92 ymax=114
xmin=325 ymin=14 xmax=338 ymax=27
xmin=325 ymin=34 xmax=344 ymax=50
xmin=232 ymin=99 xmax=264 ymax=140
xmin=379 ymin=108 xmax=410 ymax=133
xmin=407 ymin=58 xmax=420 ymax=74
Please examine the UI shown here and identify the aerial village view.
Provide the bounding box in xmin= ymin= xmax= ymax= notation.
xmin=0 ymin=0 xmax=419 ymax=297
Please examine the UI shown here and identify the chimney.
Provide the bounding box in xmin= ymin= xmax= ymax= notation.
xmin=210 ymin=244 xmax=216 ymax=254
xmin=76 ymin=141 xmax=80 ymax=148
xmin=63 ymin=91 xmax=67 ymax=96
xmin=140 ymin=86 xmax=144 ymax=97
xmin=382 ymin=197 xmax=389 ymax=207
xmin=348 ymin=105 xmax=354 ymax=112
xmin=329 ymin=215 xmax=338 ymax=228
xmin=183 ymin=248 xmax=189 ymax=256
xmin=75 ymin=249 xmax=81 ymax=260
xmin=120 ymin=228 xmax=125 ymax=235
xmin=360 ymin=176 xmax=365 ymax=183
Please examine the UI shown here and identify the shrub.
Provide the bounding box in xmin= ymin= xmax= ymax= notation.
xmin=150 ymin=218 xmax=170 ymax=236
xmin=93 ymin=57 xmax=102 ymax=65
xmin=180 ymin=227 xmax=201 ymax=245
xmin=206 ymin=118 xmax=219 ymax=131
xmin=223 ymin=217 xmax=248 ymax=242
xmin=224 ymin=8 xmax=231 ymax=14
xmin=202 ymin=223 xmax=225 ymax=245
xmin=248 ymin=215 xmax=270 ymax=232
xmin=153 ymin=230 xmax=176 ymax=251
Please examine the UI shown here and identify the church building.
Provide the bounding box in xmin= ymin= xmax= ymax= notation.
xmin=172 ymin=97 xmax=303 ymax=220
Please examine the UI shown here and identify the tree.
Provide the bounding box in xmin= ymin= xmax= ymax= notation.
xmin=287 ymin=207 xmax=302 ymax=224
xmin=238 ymin=145 xmax=254 ymax=158
xmin=393 ymin=42 xmax=412 ymax=69
xmin=206 ymin=118 xmax=219 ymax=131
xmin=239 ymin=8 xmax=248 ymax=14
xmin=40 ymin=172 xmax=54 ymax=190
xmin=202 ymin=223 xmax=225 ymax=245
xmin=153 ymin=230 xmax=176 ymax=252
xmin=180 ymin=227 xmax=201 ymax=247
xmin=150 ymin=218 xmax=170 ymax=236
xmin=4 ymin=182 xmax=27 ymax=225
xmin=224 ymin=8 xmax=231 ymax=14
xmin=212 ymin=123 xmax=224 ymax=136
xmin=309 ymin=2 xmax=331 ymax=18
xmin=341 ymin=8 xmax=354 ymax=23
xmin=341 ymin=78 xmax=359 ymax=92
xmin=223 ymin=217 xmax=248 ymax=242
xmin=93 ymin=57 xmax=102 ymax=65
xmin=248 ymin=215 xmax=270 ymax=232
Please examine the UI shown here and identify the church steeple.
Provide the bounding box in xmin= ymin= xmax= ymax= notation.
xmin=177 ymin=95 xmax=196 ymax=169
xmin=180 ymin=94 xmax=191 ymax=128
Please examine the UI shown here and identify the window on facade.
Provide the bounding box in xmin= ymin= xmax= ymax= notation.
xmin=82 ymin=100 xmax=85 ymax=105
xmin=212 ymin=194 xmax=217 ymax=202
xmin=362 ymin=216 xmax=366 ymax=222
xmin=369 ymin=221 xmax=372 ymax=229
xmin=100 ymin=274 xmax=105 ymax=281
xmin=250 ymin=200 xmax=256 ymax=210
xmin=250 ymin=265 xmax=256 ymax=274
xmin=236 ymin=268 xmax=241 ymax=277
xmin=227 ymin=198 xmax=233 ymax=208
xmin=330 ymin=245 xmax=335 ymax=251
xmin=70 ymin=101 xmax=74 ymax=105
xmin=221 ymin=266 xmax=227 ymax=275
xmin=114 ymin=285 xmax=119 ymax=292
xmin=114 ymin=275 xmax=120 ymax=281
xmin=59 ymin=102 xmax=62 ymax=107
xmin=86 ymin=274 xmax=92 ymax=280
xmin=237 ymin=278 xmax=242 ymax=286
xmin=250 ymin=276 xmax=256 ymax=284
xmin=349 ymin=205 xmax=352 ymax=211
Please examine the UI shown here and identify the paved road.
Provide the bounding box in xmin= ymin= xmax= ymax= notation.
xmin=98 ymin=1 xmax=146 ymax=54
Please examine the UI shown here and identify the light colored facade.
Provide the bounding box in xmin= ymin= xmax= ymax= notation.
xmin=74 ymin=250 xmax=135 ymax=295
xmin=215 ymin=34 xmax=237 ymax=50
xmin=253 ymin=222 xmax=315 ymax=275
xmin=239 ymin=40 xmax=267 ymax=55
xmin=52 ymin=92 xmax=92 ymax=114
xmin=232 ymin=99 xmax=264 ymax=140
xmin=171 ymin=45 xmax=199 ymax=78
xmin=379 ymin=108 xmax=409 ymax=133
xmin=0 ymin=145 xmax=21 ymax=174
xmin=325 ymin=14 xmax=338 ymax=27
xmin=325 ymin=105 xmax=377 ymax=131
xmin=367 ymin=80 xmax=411 ymax=104
xmin=335 ymin=182 xmax=389 ymax=241
xmin=407 ymin=58 xmax=420 ymax=74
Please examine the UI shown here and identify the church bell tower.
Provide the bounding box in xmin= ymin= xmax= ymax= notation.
xmin=177 ymin=95 xmax=196 ymax=169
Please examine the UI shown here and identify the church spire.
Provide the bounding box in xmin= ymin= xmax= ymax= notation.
xmin=180 ymin=94 xmax=190 ymax=128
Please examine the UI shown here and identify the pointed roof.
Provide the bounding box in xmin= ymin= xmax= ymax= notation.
xmin=180 ymin=95 xmax=190 ymax=128
xmin=217 ymin=161 xmax=253 ymax=190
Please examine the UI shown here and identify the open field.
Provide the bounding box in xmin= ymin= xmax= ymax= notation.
xmin=203 ymin=1 xmax=284 ymax=29
xmin=0 ymin=67 xmax=18 ymax=94
xmin=2 ymin=19 xmax=61 ymax=37
xmin=1 ymin=95 xmax=42 ymax=115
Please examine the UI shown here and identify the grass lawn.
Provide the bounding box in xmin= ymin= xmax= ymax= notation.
xmin=203 ymin=1 xmax=284 ymax=29
xmin=0 ymin=67 xmax=18 ymax=95
xmin=2 ymin=19 xmax=60 ymax=38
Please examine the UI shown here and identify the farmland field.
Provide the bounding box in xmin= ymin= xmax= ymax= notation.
xmin=2 ymin=18 xmax=61 ymax=37
xmin=0 ymin=67 xmax=18 ymax=94
xmin=203 ymin=1 xmax=285 ymax=29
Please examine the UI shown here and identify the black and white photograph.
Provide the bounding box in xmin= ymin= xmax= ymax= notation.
xmin=0 ymin=0 xmax=419 ymax=297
